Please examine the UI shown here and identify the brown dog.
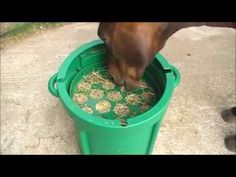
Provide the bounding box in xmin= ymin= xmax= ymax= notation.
xmin=97 ymin=22 xmax=236 ymax=90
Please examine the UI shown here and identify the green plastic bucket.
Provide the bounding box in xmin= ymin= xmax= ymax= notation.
xmin=48 ymin=39 xmax=180 ymax=154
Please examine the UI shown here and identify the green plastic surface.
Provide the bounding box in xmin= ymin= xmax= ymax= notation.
xmin=69 ymin=68 xmax=158 ymax=123
xmin=48 ymin=39 xmax=180 ymax=154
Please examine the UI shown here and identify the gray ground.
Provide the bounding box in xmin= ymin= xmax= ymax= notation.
xmin=1 ymin=23 xmax=235 ymax=154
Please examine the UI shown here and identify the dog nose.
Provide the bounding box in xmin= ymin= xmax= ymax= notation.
xmin=109 ymin=72 xmax=124 ymax=86
xmin=125 ymin=81 xmax=136 ymax=91
xmin=113 ymin=76 xmax=125 ymax=86
xmin=125 ymin=83 xmax=134 ymax=91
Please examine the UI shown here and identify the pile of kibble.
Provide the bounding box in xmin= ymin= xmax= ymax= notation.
xmin=72 ymin=70 xmax=156 ymax=122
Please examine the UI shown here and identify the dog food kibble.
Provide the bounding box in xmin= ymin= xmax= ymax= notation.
xmin=90 ymin=89 xmax=104 ymax=99
xmin=86 ymin=72 xmax=104 ymax=83
xmin=73 ymin=93 xmax=88 ymax=104
xmin=72 ymin=70 xmax=157 ymax=121
xmin=96 ymin=100 xmax=111 ymax=113
xmin=77 ymin=82 xmax=91 ymax=91
xmin=125 ymin=94 xmax=141 ymax=105
xmin=103 ymin=81 xmax=115 ymax=90
xmin=143 ymin=92 xmax=156 ymax=103
xmin=107 ymin=91 xmax=122 ymax=101
xmin=114 ymin=103 xmax=129 ymax=116
xmin=81 ymin=104 xmax=93 ymax=114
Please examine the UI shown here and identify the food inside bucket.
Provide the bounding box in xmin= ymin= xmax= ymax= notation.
xmin=72 ymin=69 xmax=157 ymax=124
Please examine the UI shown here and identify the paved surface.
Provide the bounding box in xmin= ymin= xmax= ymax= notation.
xmin=1 ymin=23 xmax=235 ymax=154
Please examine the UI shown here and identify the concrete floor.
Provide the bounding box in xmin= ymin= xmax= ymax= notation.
xmin=1 ymin=23 xmax=235 ymax=154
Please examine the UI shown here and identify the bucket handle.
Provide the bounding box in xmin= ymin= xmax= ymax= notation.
xmin=171 ymin=65 xmax=181 ymax=87
xmin=48 ymin=73 xmax=59 ymax=97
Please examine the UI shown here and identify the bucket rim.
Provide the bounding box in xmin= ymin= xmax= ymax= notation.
xmin=56 ymin=39 xmax=178 ymax=128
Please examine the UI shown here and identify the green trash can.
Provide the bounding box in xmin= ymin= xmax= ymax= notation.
xmin=48 ymin=39 xmax=180 ymax=154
